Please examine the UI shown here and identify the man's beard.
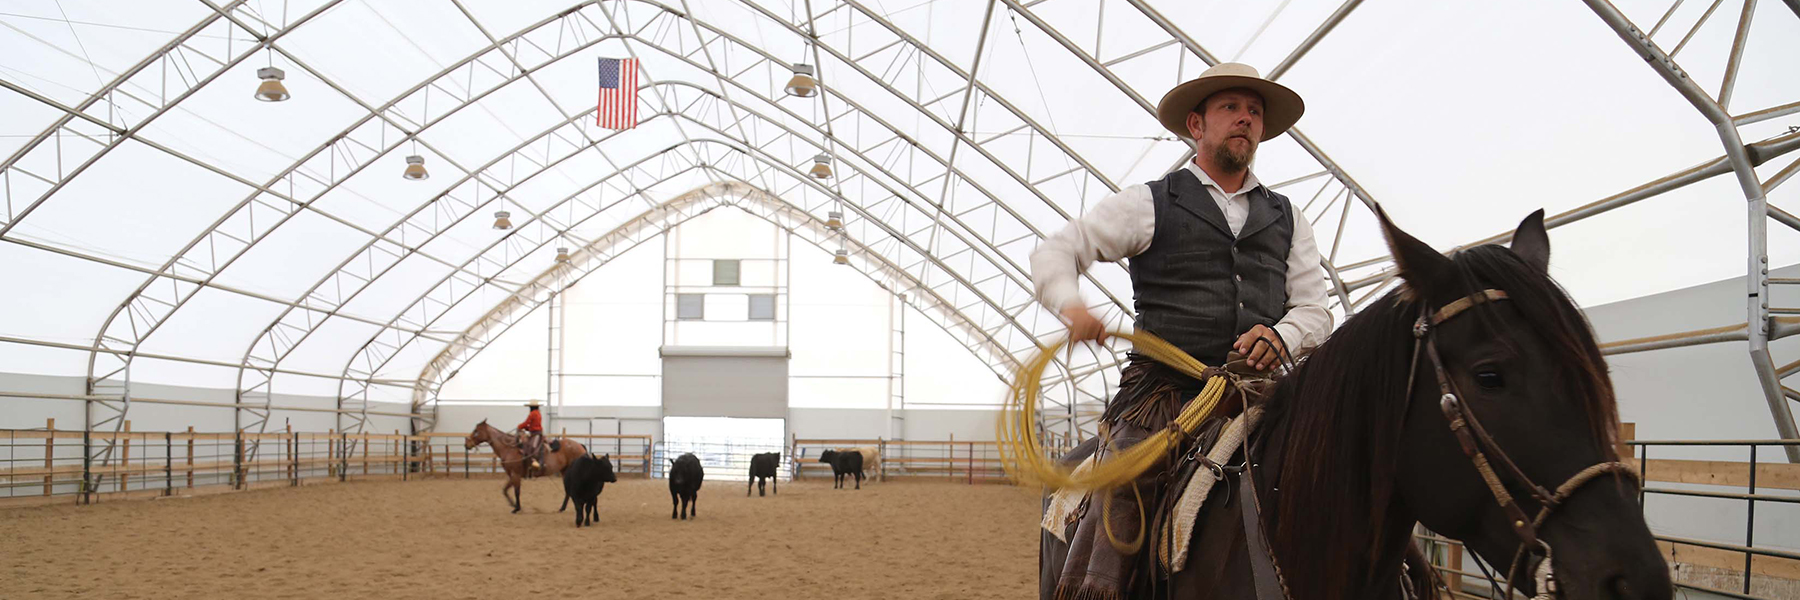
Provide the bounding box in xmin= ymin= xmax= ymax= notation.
xmin=1211 ymin=136 xmax=1255 ymax=173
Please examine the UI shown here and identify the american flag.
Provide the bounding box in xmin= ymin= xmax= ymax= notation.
xmin=596 ymin=57 xmax=639 ymax=130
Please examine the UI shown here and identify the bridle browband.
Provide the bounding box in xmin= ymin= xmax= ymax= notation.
xmin=1407 ymin=289 xmax=1639 ymax=599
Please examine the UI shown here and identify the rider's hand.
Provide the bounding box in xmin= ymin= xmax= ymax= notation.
xmin=1233 ymin=324 xmax=1286 ymax=371
xmin=1061 ymin=305 xmax=1107 ymax=344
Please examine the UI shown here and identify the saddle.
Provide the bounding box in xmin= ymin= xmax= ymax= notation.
xmin=1150 ymin=354 xmax=1285 ymax=572
xmin=517 ymin=436 xmax=563 ymax=478
xmin=1045 ymin=352 xmax=1288 ymax=598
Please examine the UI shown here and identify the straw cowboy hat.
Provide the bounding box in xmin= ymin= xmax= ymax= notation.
xmin=523 ymin=400 xmax=541 ymax=408
xmin=1155 ymin=62 xmax=1304 ymax=142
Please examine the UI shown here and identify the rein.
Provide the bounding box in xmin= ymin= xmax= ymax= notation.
xmin=1407 ymin=289 xmax=1638 ymax=599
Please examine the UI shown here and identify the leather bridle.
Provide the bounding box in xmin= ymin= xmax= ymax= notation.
xmin=1407 ymin=289 xmax=1639 ymax=598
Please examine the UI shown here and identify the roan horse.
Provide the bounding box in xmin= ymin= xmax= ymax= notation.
xmin=464 ymin=420 xmax=588 ymax=513
xmin=1042 ymin=209 xmax=1671 ymax=599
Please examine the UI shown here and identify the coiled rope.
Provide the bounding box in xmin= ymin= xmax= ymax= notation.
xmin=996 ymin=330 xmax=1229 ymax=491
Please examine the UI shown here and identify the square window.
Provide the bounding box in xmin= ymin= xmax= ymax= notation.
xmin=748 ymin=294 xmax=776 ymax=321
xmin=676 ymin=294 xmax=705 ymax=320
xmin=712 ymin=259 xmax=740 ymax=286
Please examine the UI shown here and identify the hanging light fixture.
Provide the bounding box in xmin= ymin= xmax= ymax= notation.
xmin=402 ymin=155 xmax=429 ymax=180
xmin=809 ymin=153 xmax=833 ymax=179
xmin=785 ymin=63 xmax=818 ymax=98
xmin=254 ymin=67 xmax=289 ymax=102
xmin=493 ymin=210 xmax=513 ymax=230
xmin=555 ymin=247 xmax=571 ymax=263
xmin=825 ymin=210 xmax=844 ymax=230
xmin=833 ymin=248 xmax=849 ymax=265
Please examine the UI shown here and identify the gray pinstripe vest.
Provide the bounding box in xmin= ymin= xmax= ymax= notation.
xmin=1130 ymin=167 xmax=1294 ymax=365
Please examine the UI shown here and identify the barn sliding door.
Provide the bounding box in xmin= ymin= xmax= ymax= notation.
xmin=659 ymin=346 xmax=788 ymax=418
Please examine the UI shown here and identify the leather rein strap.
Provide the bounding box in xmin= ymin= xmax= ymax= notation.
xmin=1239 ymin=463 xmax=1291 ymax=600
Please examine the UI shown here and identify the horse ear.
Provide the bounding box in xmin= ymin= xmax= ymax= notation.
xmin=1375 ymin=204 xmax=1455 ymax=300
xmin=1509 ymin=209 xmax=1550 ymax=274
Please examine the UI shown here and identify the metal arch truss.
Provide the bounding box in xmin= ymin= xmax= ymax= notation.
xmin=335 ymin=122 xmax=1101 ymax=436
xmin=1580 ymin=0 xmax=1800 ymax=462
xmin=0 ymin=0 xmax=1155 ymax=447
xmin=0 ymin=0 xmax=1792 ymax=459
xmin=407 ymin=179 xmax=1042 ymax=430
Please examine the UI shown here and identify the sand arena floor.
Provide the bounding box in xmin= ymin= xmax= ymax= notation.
xmin=2 ymin=477 xmax=1041 ymax=599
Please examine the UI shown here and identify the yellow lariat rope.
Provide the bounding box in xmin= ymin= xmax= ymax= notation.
xmin=997 ymin=330 xmax=1231 ymax=491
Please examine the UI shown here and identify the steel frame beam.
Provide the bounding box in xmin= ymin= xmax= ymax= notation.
xmin=356 ymin=129 xmax=1058 ymax=429
xmin=13 ymin=2 xmax=1121 ymax=439
xmin=318 ymin=102 xmax=1078 ymax=431
xmin=1582 ymin=0 xmax=1800 ymax=461
xmin=410 ymin=178 xmax=1027 ymax=427
xmin=8 ymin=0 xmax=1792 ymax=449
xmin=5 ymin=0 xmax=1361 ymax=445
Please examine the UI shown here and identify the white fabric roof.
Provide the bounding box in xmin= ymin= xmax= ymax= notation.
xmin=0 ymin=0 xmax=1795 ymax=429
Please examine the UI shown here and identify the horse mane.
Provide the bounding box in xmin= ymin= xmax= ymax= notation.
xmin=473 ymin=420 xmax=519 ymax=448
xmin=1256 ymin=244 xmax=1619 ymax=599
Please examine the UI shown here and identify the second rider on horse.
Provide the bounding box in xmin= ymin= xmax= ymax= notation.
xmin=518 ymin=400 xmax=545 ymax=470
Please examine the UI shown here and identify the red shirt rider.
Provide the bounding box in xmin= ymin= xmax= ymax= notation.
xmin=518 ymin=406 xmax=543 ymax=433
xmin=519 ymin=401 xmax=544 ymax=463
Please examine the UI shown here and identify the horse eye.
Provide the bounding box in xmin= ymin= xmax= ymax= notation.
xmin=1475 ymin=370 xmax=1505 ymax=390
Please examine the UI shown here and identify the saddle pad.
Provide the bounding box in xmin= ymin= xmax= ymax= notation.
xmin=1040 ymin=455 xmax=1096 ymax=543
xmin=1160 ymin=406 xmax=1263 ymax=572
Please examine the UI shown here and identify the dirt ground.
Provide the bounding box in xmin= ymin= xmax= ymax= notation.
xmin=1 ymin=477 xmax=1042 ymax=599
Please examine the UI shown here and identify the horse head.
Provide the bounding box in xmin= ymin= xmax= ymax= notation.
xmin=1378 ymin=208 xmax=1669 ymax=599
xmin=464 ymin=419 xmax=488 ymax=450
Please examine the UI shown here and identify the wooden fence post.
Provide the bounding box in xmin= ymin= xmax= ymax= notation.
xmin=232 ymin=430 xmax=244 ymax=490
xmin=185 ymin=426 xmax=194 ymax=489
xmin=120 ymin=420 xmax=131 ymax=493
xmin=288 ymin=425 xmax=298 ymax=486
xmin=1618 ymin=422 xmax=1636 ymax=462
xmin=43 ymin=418 xmax=54 ymax=497
xmin=1447 ymin=543 xmax=1464 ymax=594
xmin=948 ymin=434 xmax=955 ymax=482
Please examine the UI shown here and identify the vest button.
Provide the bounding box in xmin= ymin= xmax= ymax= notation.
xmin=1235 ymin=274 xmax=1243 ymax=282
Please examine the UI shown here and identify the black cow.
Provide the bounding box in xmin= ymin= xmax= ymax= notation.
xmin=747 ymin=452 xmax=780 ymax=497
xmin=668 ymin=452 xmax=703 ymax=520
xmin=560 ymin=453 xmax=617 ymax=528
xmin=818 ymin=449 xmax=864 ymax=490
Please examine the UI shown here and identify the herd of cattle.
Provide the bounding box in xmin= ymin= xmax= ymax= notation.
xmin=557 ymin=445 xmax=881 ymax=527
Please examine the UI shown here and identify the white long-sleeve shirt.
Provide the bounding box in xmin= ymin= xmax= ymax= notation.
xmin=1029 ymin=161 xmax=1335 ymax=352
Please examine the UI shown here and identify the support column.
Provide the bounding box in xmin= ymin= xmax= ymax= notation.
xmin=547 ymin=290 xmax=565 ymax=434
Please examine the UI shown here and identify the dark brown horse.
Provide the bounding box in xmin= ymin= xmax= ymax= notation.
xmin=464 ymin=420 xmax=588 ymax=513
xmin=1042 ymin=209 xmax=1671 ymax=599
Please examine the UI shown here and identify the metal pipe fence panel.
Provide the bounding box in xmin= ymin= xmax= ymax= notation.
xmin=1419 ymin=439 xmax=1800 ymax=600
